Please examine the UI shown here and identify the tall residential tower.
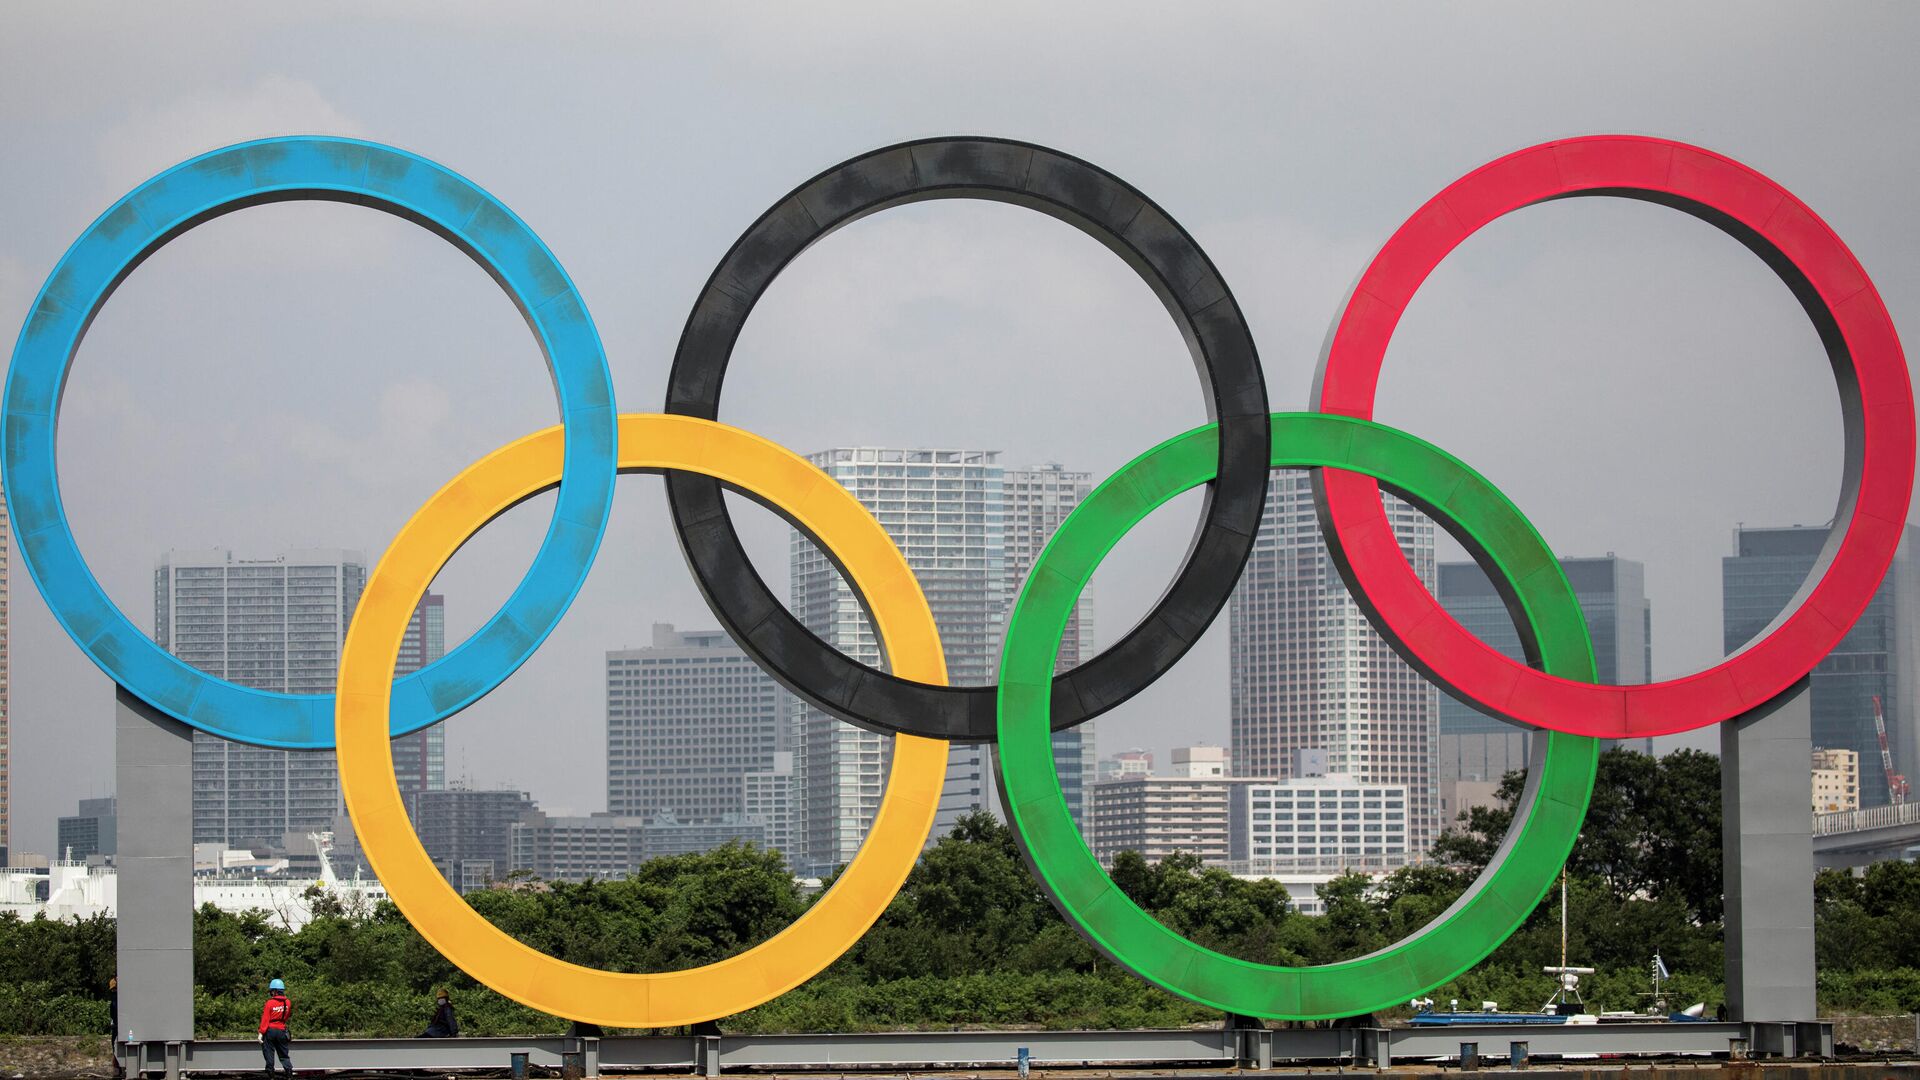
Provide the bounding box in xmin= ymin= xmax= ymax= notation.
xmin=1228 ymin=475 xmax=1441 ymax=847
xmin=393 ymin=592 xmax=447 ymax=805
xmin=941 ymin=464 xmax=1098 ymax=832
xmin=790 ymin=448 xmax=1005 ymax=875
xmin=157 ymin=549 xmax=365 ymax=849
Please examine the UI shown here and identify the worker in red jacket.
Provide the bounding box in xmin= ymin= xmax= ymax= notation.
xmin=258 ymin=979 xmax=293 ymax=1079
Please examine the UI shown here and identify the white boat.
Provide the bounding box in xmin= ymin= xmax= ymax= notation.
xmin=0 ymin=832 xmax=385 ymax=930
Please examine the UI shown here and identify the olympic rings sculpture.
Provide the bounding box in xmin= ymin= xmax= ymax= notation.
xmin=4 ymin=133 xmax=1911 ymax=1028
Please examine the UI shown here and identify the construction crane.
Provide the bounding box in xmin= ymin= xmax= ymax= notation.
xmin=1873 ymin=695 xmax=1909 ymax=806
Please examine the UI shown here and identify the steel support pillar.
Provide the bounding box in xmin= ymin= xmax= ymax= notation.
xmin=115 ymin=686 xmax=195 ymax=1076
xmin=1722 ymin=677 xmax=1816 ymax=1024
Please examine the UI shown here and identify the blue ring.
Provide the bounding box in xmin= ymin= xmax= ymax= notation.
xmin=1 ymin=137 xmax=617 ymax=748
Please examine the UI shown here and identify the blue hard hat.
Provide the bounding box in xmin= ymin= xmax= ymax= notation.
xmin=269 ymin=978 xmax=285 ymax=991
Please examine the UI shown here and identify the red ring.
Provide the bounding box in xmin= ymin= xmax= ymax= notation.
xmin=1315 ymin=135 xmax=1915 ymax=738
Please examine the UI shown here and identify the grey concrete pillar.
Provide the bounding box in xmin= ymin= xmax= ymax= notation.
xmin=1721 ymin=677 xmax=1815 ymax=1022
xmin=115 ymin=685 xmax=195 ymax=1046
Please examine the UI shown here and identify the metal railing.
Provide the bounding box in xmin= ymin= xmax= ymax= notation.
xmin=1813 ymin=800 xmax=1920 ymax=837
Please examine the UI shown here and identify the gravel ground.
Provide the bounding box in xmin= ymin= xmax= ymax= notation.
xmin=0 ymin=1037 xmax=111 ymax=1079
xmin=1831 ymin=1014 xmax=1919 ymax=1054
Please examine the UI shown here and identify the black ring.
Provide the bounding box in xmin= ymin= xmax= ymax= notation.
xmin=665 ymin=137 xmax=1269 ymax=742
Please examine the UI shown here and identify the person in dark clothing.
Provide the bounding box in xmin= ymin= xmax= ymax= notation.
xmin=258 ymin=979 xmax=293 ymax=1079
xmin=419 ymin=989 xmax=459 ymax=1038
xmin=109 ymin=977 xmax=121 ymax=1079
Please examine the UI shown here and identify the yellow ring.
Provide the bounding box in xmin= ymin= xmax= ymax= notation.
xmin=337 ymin=414 xmax=948 ymax=1028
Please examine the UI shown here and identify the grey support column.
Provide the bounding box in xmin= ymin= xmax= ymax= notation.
xmin=115 ymin=685 xmax=195 ymax=1052
xmin=1721 ymin=677 xmax=1815 ymax=1023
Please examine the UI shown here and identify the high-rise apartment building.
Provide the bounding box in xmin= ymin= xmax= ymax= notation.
xmin=393 ymin=593 xmax=447 ymax=806
xmin=787 ymin=450 xmax=1101 ymax=874
xmin=941 ymin=465 xmax=1099 ymax=834
xmin=741 ymin=753 xmax=797 ymax=859
xmin=1435 ymin=555 xmax=1654 ymax=783
xmin=790 ymin=448 xmax=1003 ymax=875
xmin=1228 ymin=475 xmax=1441 ymax=847
xmin=606 ymin=623 xmax=787 ymax=849
xmin=0 ymin=476 xmax=9 ymax=867
xmin=1724 ymin=524 xmax=1920 ymax=807
xmin=1002 ymin=465 xmax=1098 ymax=826
xmin=157 ymin=549 xmax=366 ymax=849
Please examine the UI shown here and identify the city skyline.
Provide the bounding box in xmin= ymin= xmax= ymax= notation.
xmin=4 ymin=4 xmax=1914 ymax=853
xmin=11 ymin=512 xmax=1917 ymax=864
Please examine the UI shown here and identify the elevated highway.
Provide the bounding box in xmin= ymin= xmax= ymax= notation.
xmin=1814 ymin=802 xmax=1920 ymax=868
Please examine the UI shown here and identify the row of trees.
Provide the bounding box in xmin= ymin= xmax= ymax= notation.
xmin=2 ymin=749 xmax=1916 ymax=1035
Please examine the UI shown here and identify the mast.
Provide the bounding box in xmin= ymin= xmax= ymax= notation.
xmin=1560 ymin=867 xmax=1568 ymax=970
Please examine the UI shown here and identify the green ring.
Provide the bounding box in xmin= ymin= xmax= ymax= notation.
xmin=995 ymin=413 xmax=1600 ymax=1019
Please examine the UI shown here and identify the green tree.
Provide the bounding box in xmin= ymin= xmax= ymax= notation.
xmin=1431 ymin=749 xmax=1722 ymax=924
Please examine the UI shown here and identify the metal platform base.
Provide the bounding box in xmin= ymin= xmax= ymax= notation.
xmin=122 ymin=1020 xmax=1832 ymax=1076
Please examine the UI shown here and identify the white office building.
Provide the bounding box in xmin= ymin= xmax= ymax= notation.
xmin=1097 ymin=748 xmax=1155 ymax=783
xmin=1228 ymin=774 xmax=1411 ymax=873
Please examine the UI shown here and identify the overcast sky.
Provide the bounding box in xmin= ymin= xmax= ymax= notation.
xmin=2 ymin=3 xmax=1915 ymax=855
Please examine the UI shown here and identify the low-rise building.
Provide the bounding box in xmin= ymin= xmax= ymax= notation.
xmin=511 ymin=812 xmax=648 ymax=882
xmin=641 ymin=815 xmax=769 ymax=861
xmin=1813 ymin=748 xmax=1861 ymax=813
xmin=1170 ymin=745 xmax=1229 ymax=778
xmin=509 ymin=809 xmax=775 ymax=882
xmin=412 ymin=788 xmax=536 ymax=892
xmin=1088 ymin=775 xmax=1252 ymax=867
xmin=1096 ymin=749 xmax=1155 ymax=783
xmin=1228 ymin=774 xmax=1411 ymax=872
xmin=1437 ymin=779 xmax=1503 ymax=830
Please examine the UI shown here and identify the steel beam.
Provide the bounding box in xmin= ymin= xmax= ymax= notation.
xmin=1366 ymin=1021 xmax=1798 ymax=1061
xmin=174 ymin=1036 xmax=693 ymax=1073
xmin=712 ymin=1027 xmax=1240 ymax=1069
xmin=169 ymin=1022 xmax=1828 ymax=1073
xmin=114 ymin=686 xmax=194 ymax=1076
xmin=1722 ymin=678 xmax=1817 ymax=1023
